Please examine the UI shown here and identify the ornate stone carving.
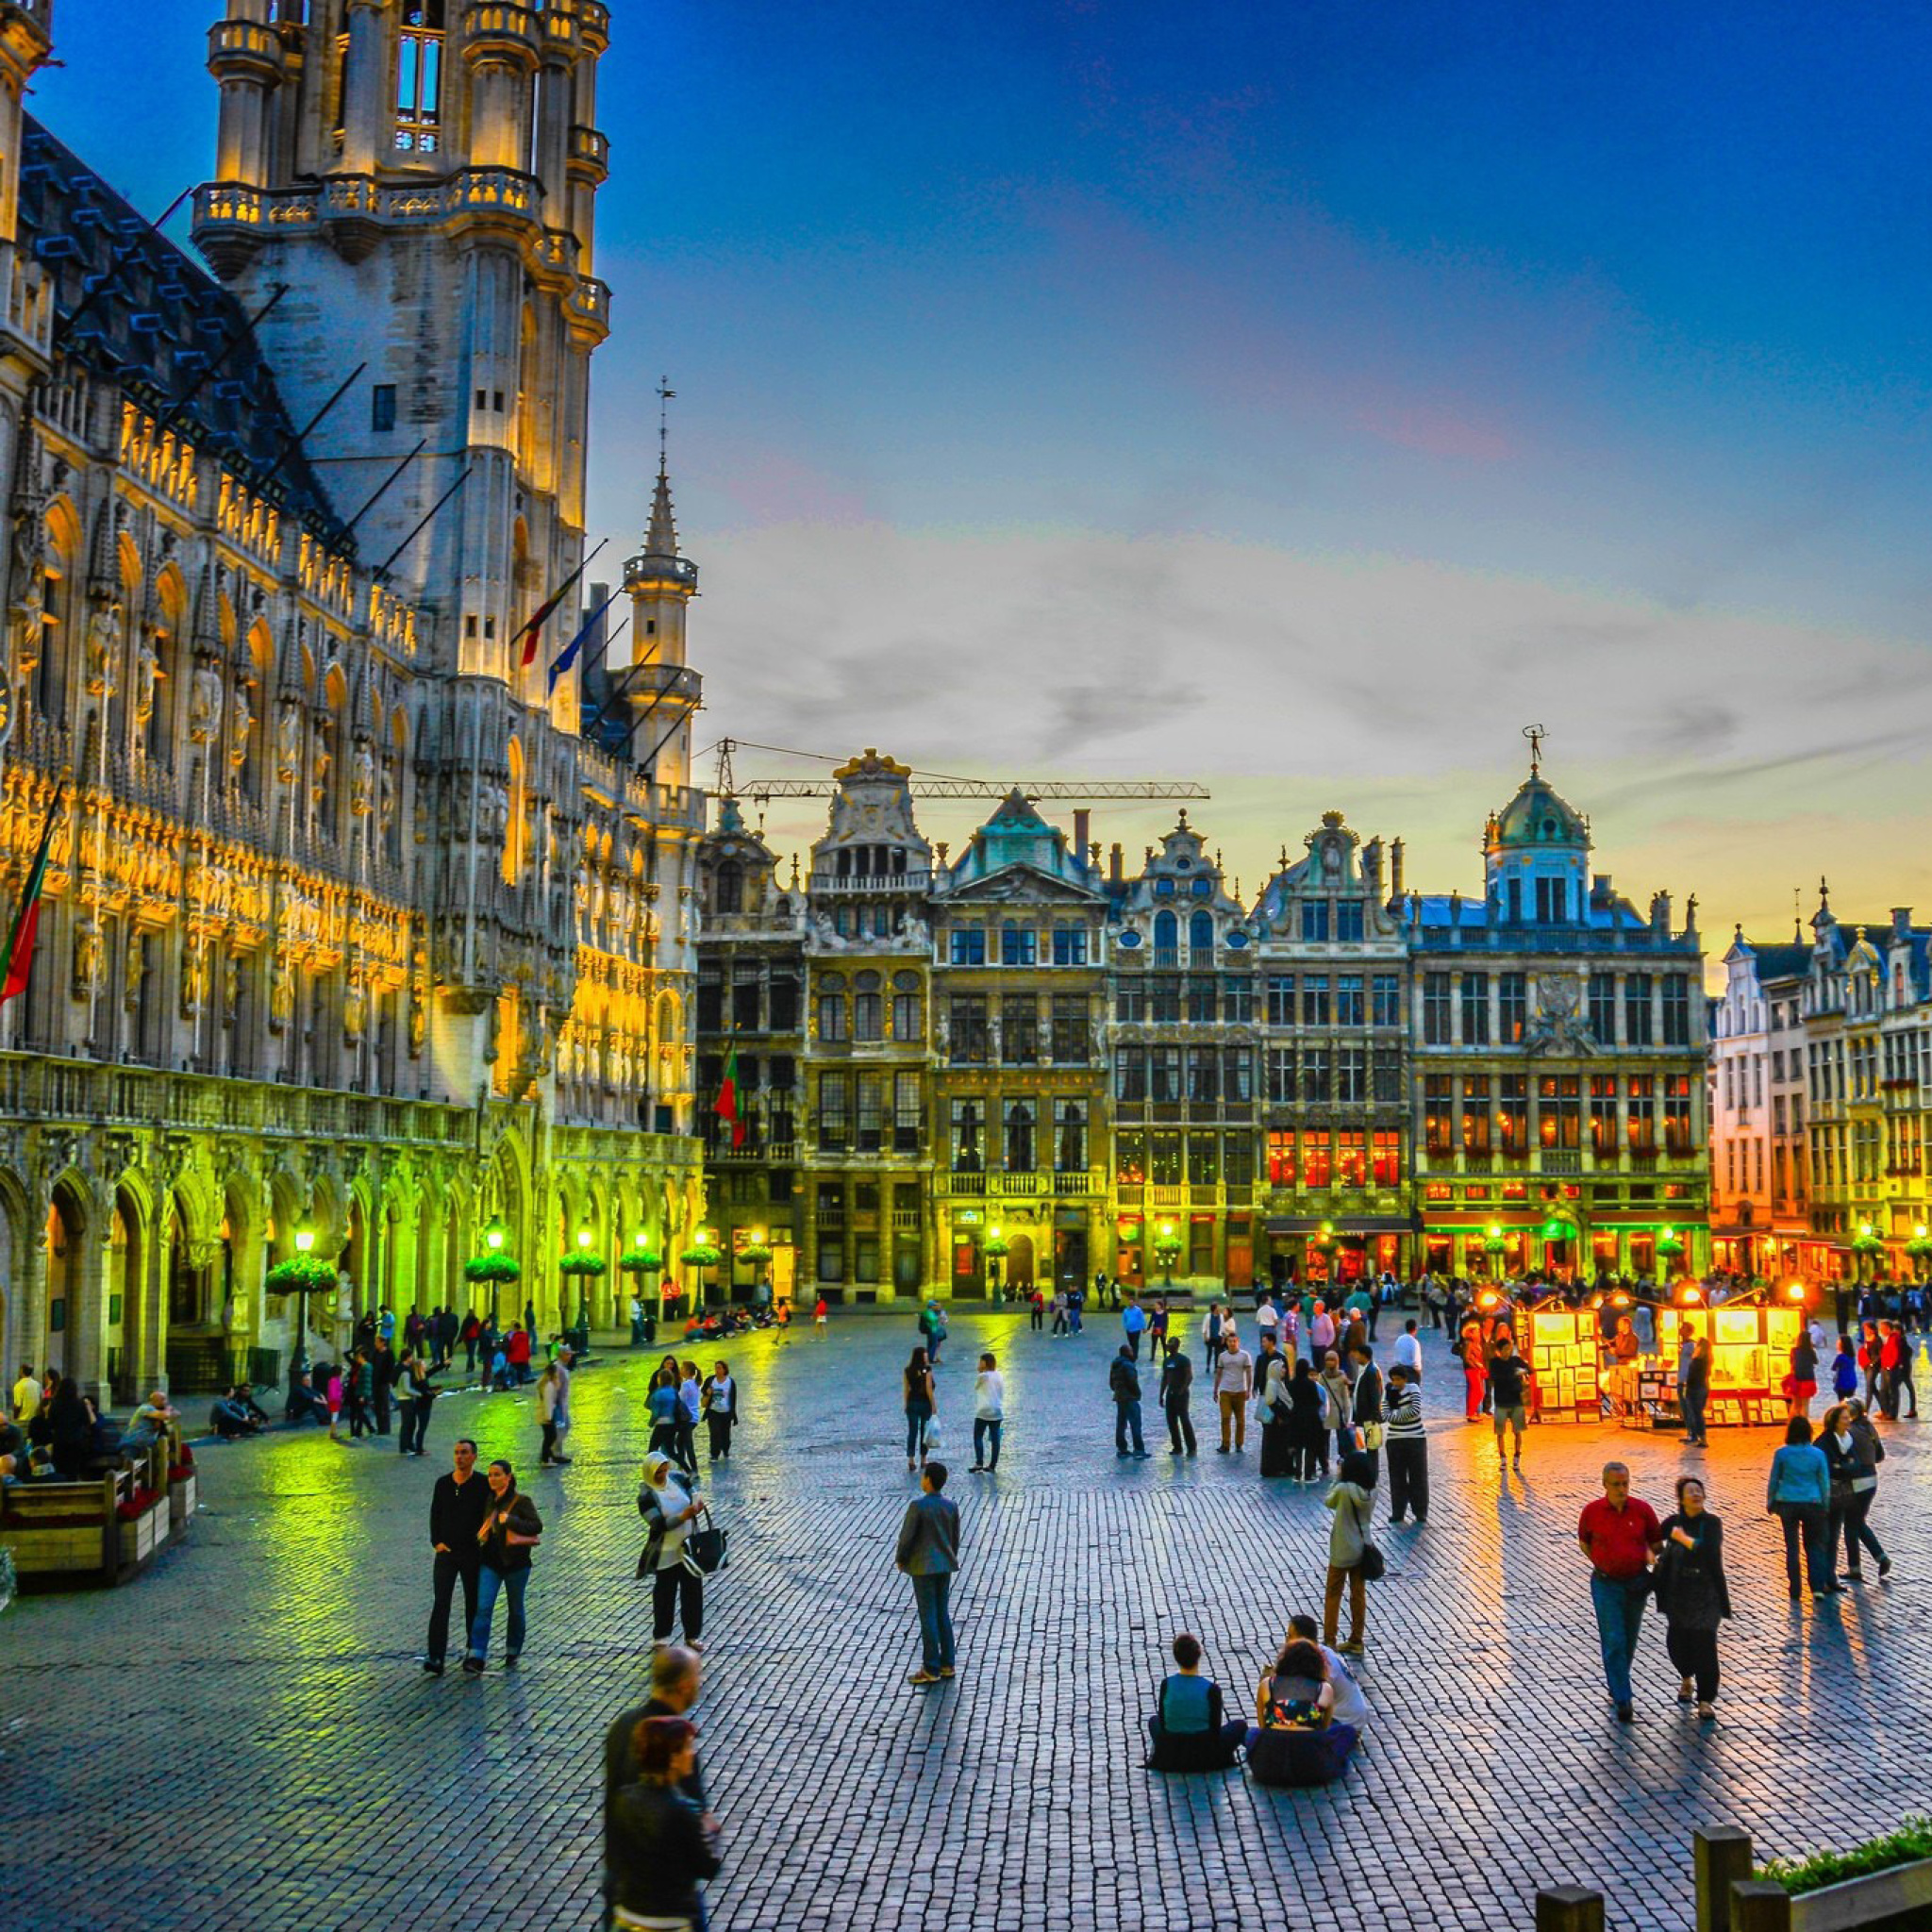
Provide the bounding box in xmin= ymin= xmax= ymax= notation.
xmin=349 ymin=741 xmax=375 ymax=817
xmin=84 ymin=600 xmax=122 ymax=698
xmin=132 ymin=630 xmax=159 ymax=729
xmin=189 ymin=661 xmax=224 ymax=742
xmin=226 ymin=678 xmax=252 ymax=769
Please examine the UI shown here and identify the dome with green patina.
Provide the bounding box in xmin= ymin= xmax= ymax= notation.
xmin=1487 ymin=771 xmax=1591 ymax=855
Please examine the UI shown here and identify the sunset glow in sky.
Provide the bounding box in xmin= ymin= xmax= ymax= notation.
xmin=44 ymin=3 xmax=1932 ymax=946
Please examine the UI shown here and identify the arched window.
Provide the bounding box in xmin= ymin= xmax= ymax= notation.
xmin=396 ymin=5 xmax=445 ymax=154
xmin=1188 ymin=909 xmax=1214 ymax=952
xmin=891 ymin=971 xmax=921 ymax=1041
xmin=836 ymin=848 xmax=852 ymax=878
xmin=1153 ymin=908 xmax=1177 ymax=955
xmin=817 ymin=973 xmax=846 ymax=1042
xmin=714 ymin=858 xmax=742 ymax=915
xmin=502 ymin=739 xmax=526 ymax=886
xmin=1005 ymin=1100 xmax=1035 ymax=1174
xmin=853 ymin=971 xmax=883 ymax=1042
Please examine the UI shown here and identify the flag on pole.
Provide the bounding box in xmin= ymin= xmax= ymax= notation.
xmin=715 ymin=1040 xmax=744 ymax=1149
xmin=0 ymin=793 xmax=61 ymax=1008
xmin=547 ymin=585 xmax=623 ymax=696
xmin=516 ymin=538 xmax=608 ymax=667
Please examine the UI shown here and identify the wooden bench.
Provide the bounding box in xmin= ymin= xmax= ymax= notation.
xmin=0 ymin=1467 xmax=130 ymax=1589
xmin=1 ymin=1434 xmax=179 ymax=1591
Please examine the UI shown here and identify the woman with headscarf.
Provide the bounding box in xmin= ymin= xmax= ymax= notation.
xmin=638 ymin=1449 xmax=708 ymax=1648
xmin=463 ymin=1458 xmax=543 ymax=1673
xmin=1257 ymin=1356 xmax=1293 ymax=1477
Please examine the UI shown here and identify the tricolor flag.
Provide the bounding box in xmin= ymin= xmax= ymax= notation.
xmin=547 ymin=585 xmax=623 ymax=696
xmin=516 ymin=538 xmax=608 ymax=668
xmin=0 ymin=793 xmax=61 ymax=1008
xmin=715 ymin=1040 xmax=744 ymax=1149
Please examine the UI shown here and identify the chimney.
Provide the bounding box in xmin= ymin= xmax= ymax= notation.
xmin=1390 ymin=838 xmax=1404 ymax=899
xmin=1892 ymin=907 xmax=1913 ymax=940
xmin=1108 ymin=841 xmax=1124 ymax=885
xmin=1073 ymin=809 xmax=1090 ymax=861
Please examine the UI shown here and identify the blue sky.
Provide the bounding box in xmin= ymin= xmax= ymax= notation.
xmin=38 ymin=3 xmax=1932 ymax=936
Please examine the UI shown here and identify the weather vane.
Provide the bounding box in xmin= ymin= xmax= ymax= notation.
xmin=657 ymin=375 xmax=675 ymax=473
xmin=1523 ymin=722 xmax=1545 ymax=776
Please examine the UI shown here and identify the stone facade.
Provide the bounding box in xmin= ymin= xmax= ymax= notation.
xmin=1709 ymin=929 xmax=1810 ymax=1276
xmin=0 ymin=1 xmax=702 ymax=1399
xmin=696 ymin=750 xmax=1709 ymax=1301
xmin=1410 ymin=763 xmax=1709 ymax=1282
xmin=1796 ymin=896 xmax=1932 ymax=1281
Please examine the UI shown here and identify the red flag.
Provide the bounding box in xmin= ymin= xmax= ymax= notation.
xmin=0 ymin=793 xmax=60 ymax=1007
xmin=715 ymin=1041 xmax=744 ymax=1149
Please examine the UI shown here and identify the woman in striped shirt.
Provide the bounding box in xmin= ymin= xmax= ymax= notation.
xmin=1384 ymin=1363 xmax=1428 ymax=1525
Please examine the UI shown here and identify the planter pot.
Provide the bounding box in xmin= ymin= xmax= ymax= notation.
xmin=116 ymin=1501 xmax=166 ymax=1573
xmin=168 ymin=1474 xmax=197 ymax=1536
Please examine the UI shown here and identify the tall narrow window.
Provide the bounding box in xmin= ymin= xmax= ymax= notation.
xmin=396 ymin=6 xmax=444 ymax=152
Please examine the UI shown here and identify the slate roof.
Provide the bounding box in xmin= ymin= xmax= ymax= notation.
xmin=19 ymin=115 xmax=348 ymax=546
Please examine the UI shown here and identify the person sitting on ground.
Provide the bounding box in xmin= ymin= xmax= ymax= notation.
xmin=1245 ymin=1637 xmax=1360 ymax=1787
xmin=286 ymin=1371 xmax=332 ymax=1428
xmin=1145 ymin=1632 xmax=1247 ymax=1770
xmin=1286 ymin=1612 xmax=1372 ymax=1733
xmin=209 ymin=1387 xmax=261 ymax=1440
xmin=0 ymin=1417 xmax=33 ymax=1482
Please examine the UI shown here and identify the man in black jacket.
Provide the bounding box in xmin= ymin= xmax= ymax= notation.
xmin=371 ymin=1338 xmax=396 ymax=1436
xmin=1159 ymin=1338 xmax=1197 ymax=1456
xmin=602 ymin=1646 xmax=709 ymax=1926
xmin=1110 ymin=1345 xmax=1149 ymax=1458
xmin=424 ymin=1437 xmax=490 ymax=1675
xmin=1347 ymin=1342 xmax=1385 ymax=1486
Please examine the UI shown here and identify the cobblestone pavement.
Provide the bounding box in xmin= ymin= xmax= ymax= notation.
xmin=5 ymin=1309 xmax=1932 ymax=1932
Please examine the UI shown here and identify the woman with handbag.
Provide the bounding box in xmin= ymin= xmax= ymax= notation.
xmin=639 ymin=1451 xmax=708 ymax=1647
xmin=1317 ymin=1351 xmax=1353 ymax=1472
xmin=1653 ymin=1475 xmax=1731 ymax=1720
xmin=1322 ymin=1451 xmax=1377 ymax=1657
xmin=904 ymin=1347 xmax=936 ymax=1473
xmin=463 ymin=1459 xmax=543 ymax=1673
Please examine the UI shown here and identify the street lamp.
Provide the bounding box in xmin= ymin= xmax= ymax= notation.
xmin=575 ymin=1227 xmax=593 ymax=1342
xmin=282 ymin=1225 xmax=322 ymax=1399
xmin=487 ymin=1218 xmax=506 ymax=1324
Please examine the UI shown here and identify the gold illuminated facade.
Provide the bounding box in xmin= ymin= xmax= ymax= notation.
xmin=0 ymin=1 xmax=702 ymax=1400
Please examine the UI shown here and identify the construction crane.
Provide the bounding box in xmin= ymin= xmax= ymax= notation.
xmin=706 ymin=737 xmax=1210 ymax=805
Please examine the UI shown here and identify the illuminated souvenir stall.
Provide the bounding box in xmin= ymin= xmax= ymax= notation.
xmin=1644 ymin=1283 xmax=1806 ymax=1427
xmin=1523 ymin=1294 xmax=1603 ymax=1423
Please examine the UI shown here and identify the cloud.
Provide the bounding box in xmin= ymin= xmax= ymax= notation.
xmin=671 ymin=518 xmax=1932 ymax=941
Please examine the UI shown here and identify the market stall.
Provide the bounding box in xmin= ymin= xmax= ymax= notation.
xmin=1523 ymin=1293 xmax=1604 ymax=1423
xmin=1644 ymin=1283 xmax=1807 ymax=1429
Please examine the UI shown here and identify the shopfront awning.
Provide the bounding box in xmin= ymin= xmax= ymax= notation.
xmin=1265 ymin=1215 xmax=1419 ymax=1235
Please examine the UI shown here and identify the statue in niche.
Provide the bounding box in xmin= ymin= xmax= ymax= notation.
xmin=72 ymin=913 xmax=101 ymax=998
xmin=349 ymin=742 xmax=375 ymax=818
xmin=132 ymin=632 xmax=159 ymax=731
xmin=269 ymin=953 xmax=293 ymax=1032
xmin=223 ymin=953 xmax=241 ymax=1016
xmin=84 ymin=602 xmax=121 ymax=697
xmin=408 ymin=992 xmax=426 ymax=1058
xmin=189 ymin=663 xmax=223 ymax=742
xmin=124 ymin=931 xmax=145 ymax=1008
xmin=275 ymin=706 xmax=301 ymax=781
xmin=227 ymin=680 xmax=253 ymax=769
xmin=12 ymin=563 xmax=44 ymax=675
xmin=344 ymin=974 xmax=367 ymax=1041
xmin=379 ymin=758 xmax=398 ymax=833
xmin=182 ymin=943 xmax=208 ymax=1016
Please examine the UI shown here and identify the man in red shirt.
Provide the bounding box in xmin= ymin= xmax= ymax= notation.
xmin=1577 ymin=1461 xmax=1663 ymax=1723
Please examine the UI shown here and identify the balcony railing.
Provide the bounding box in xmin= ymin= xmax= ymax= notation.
xmin=934 ymin=1169 xmax=1105 ymax=1199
